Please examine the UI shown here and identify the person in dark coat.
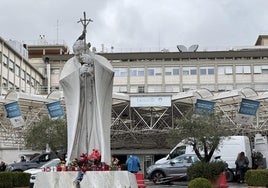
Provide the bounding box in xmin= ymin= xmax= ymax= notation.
xmin=235 ymin=151 xmax=249 ymax=183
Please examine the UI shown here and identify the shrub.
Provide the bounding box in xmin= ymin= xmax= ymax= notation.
xmin=188 ymin=177 xmax=211 ymax=188
xmin=12 ymin=172 xmax=31 ymax=187
xmin=0 ymin=172 xmax=13 ymax=188
xmin=245 ymin=169 xmax=268 ymax=186
xmin=0 ymin=172 xmax=30 ymax=188
xmin=187 ymin=161 xmax=225 ymax=182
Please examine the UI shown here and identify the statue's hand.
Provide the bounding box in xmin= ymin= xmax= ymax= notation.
xmin=80 ymin=64 xmax=94 ymax=76
xmin=79 ymin=54 xmax=92 ymax=64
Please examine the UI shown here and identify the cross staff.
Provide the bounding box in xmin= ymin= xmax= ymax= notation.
xmin=77 ymin=11 xmax=93 ymax=53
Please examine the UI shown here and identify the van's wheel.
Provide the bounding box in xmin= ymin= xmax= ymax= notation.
xmin=152 ymin=171 xmax=166 ymax=184
xmin=225 ymin=169 xmax=234 ymax=182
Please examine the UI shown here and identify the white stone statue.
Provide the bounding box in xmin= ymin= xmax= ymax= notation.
xmin=59 ymin=38 xmax=114 ymax=165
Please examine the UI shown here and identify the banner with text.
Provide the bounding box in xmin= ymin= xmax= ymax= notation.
xmin=236 ymin=98 xmax=260 ymax=124
xmin=195 ymin=99 xmax=215 ymax=114
xmin=130 ymin=96 xmax=171 ymax=107
xmin=46 ymin=101 xmax=64 ymax=119
xmin=4 ymin=101 xmax=25 ymax=127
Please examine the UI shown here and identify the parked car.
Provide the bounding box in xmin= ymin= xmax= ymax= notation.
xmin=5 ymin=152 xmax=59 ymax=172
xmin=146 ymin=154 xmax=199 ymax=184
xmin=24 ymin=158 xmax=60 ymax=185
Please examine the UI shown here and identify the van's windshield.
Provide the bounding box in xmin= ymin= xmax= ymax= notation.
xmin=169 ymin=145 xmax=186 ymax=159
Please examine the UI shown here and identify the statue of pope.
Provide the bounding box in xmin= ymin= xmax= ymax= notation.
xmin=60 ymin=39 xmax=114 ymax=165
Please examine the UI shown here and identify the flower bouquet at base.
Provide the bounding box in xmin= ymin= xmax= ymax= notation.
xmin=70 ymin=149 xmax=110 ymax=187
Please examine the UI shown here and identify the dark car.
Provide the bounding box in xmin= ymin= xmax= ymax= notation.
xmin=146 ymin=154 xmax=199 ymax=184
xmin=5 ymin=152 xmax=58 ymax=172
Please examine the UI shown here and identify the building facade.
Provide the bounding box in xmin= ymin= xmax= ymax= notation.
xmin=0 ymin=37 xmax=44 ymax=95
xmin=1 ymin=35 xmax=268 ymax=170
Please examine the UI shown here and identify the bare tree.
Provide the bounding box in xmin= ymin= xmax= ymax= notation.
xmin=168 ymin=112 xmax=232 ymax=162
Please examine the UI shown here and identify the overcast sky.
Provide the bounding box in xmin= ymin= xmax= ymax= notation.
xmin=1 ymin=0 xmax=268 ymax=52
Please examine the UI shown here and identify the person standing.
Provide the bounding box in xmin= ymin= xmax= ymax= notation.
xmin=126 ymin=154 xmax=140 ymax=173
xmin=235 ymin=151 xmax=249 ymax=183
xmin=0 ymin=161 xmax=6 ymax=171
xmin=20 ymin=156 xmax=26 ymax=162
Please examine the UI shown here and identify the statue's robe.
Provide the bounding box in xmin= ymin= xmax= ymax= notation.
xmin=59 ymin=53 xmax=114 ymax=165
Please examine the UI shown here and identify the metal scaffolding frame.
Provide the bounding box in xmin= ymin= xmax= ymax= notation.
xmin=0 ymin=88 xmax=268 ymax=150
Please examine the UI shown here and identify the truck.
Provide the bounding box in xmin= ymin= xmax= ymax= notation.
xmin=254 ymin=133 xmax=268 ymax=168
xmin=155 ymin=136 xmax=252 ymax=182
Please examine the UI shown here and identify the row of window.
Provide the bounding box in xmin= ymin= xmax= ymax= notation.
xmin=2 ymin=55 xmax=40 ymax=87
xmin=113 ymin=83 xmax=268 ymax=93
xmin=114 ymin=65 xmax=268 ymax=77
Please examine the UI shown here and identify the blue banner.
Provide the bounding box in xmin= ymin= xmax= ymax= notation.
xmin=195 ymin=99 xmax=215 ymax=114
xmin=4 ymin=101 xmax=25 ymax=127
xmin=239 ymin=98 xmax=260 ymax=116
xmin=46 ymin=101 xmax=64 ymax=118
xmin=5 ymin=101 xmax=22 ymax=118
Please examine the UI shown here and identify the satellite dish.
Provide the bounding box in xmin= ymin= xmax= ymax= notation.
xmin=177 ymin=45 xmax=187 ymax=52
xmin=188 ymin=44 xmax=199 ymax=52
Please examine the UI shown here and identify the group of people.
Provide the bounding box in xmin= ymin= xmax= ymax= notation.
xmin=111 ymin=154 xmax=141 ymax=173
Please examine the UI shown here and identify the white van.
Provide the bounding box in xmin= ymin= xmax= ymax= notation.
xmin=155 ymin=136 xmax=252 ymax=170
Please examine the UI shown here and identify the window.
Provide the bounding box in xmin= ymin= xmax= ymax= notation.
xmin=200 ymin=67 xmax=214 ymax=75
xmin=148 ymin=68 xmax=154 ymax=76
xmin=218 ymin=66 xmax=233 ymax=75
xmin=200 ymin=68 xmax=207 ymax=75
xmin=130 ymin=68 xmax=144 ymax=76
xmin=183 ymin=68 xmax=189 ymax=75
xmin=3 ymin=55 xmax=8 ymax=66
xmin=9 ymin=60 xmax=14 ymax=72
xmin=254 ymin=65 xmax=268 ymax=74
xmin=183 ymin=67 xmax=197 ymax=75
xmin=15 ymin=65 xmax=20 ymax=76
xmin=218 ymin=67 xmax=225 ymax=75
xmin=31 ymin=78 xmax=35 ymax=87
xmin=114 ymin=68 xmax=128 ymax=77
xmin=138 ymin=85 xmax=145 ymax=93
xmin=173 ymin=68 xmax=179 ymax=75
xmin=2 ymin=78 xmax=8 ymax=87
xmin=148 ymin=67 xmax=162 ymax=76
xmin=21 ymin=69 xmax=25 ymax=80
xmin=137 ymin=68 xmax=145 ymax=76
xmin=165 ymin=66 xmax=179 ymax=75
xmin=165 ymin=67 xmax=172 ymax=75
xmin=244 ymin=66 xmax=251 ymax=74
xmin=208 ymin=68 xmax=214 ymax=75
xmin=254 ymin=66 xmax=261 ymax=73
xmin=130 ymin=68 xmax=137 ymax=76
xmin=190 ymin=68 xmax=197 ymax=75
xmin=225 ymin=66 xmax=233 ymax=74
xmin=26 ymin=73 xmax=31 ymax=84
xmin=236 ymin=65 xmax=251 ymax=74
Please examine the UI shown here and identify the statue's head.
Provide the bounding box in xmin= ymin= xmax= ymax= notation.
xmin=73 ymin=40 xmax=84 ymax=56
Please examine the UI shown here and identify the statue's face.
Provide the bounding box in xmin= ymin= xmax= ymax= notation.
xmin=73 ymin=40 xmax=84 ymax=56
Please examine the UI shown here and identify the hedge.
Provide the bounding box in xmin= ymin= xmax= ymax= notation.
xmin=245 ymin=169 xmax=268 ymax=186
xmin=0 ymin=172 xmax=30 ymax=188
